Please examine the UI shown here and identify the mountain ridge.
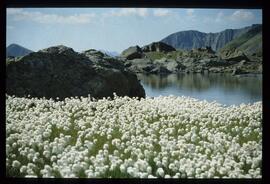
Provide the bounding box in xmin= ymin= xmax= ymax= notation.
xmin=161 ymin=24 xmax=261 ymax=51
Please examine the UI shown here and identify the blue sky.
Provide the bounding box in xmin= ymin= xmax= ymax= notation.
xmin=6 ymin=8 xmax=262 ymax=53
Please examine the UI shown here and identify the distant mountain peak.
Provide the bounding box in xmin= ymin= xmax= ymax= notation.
xmin=99 ymin=49 xmax=119 ymax=57
xmin=6 ymin=43 xmax=33 ymax=57
xmin=8 ymin=43 xmax=21 ymax=47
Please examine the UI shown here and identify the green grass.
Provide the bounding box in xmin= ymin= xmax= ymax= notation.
xmin=145 ymin=51 xmax=185 ymax=60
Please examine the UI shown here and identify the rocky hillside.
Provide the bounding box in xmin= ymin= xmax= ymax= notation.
xmin=219 ymin=24 xmax=262 ymax=57
xmin=161 ymin=24 xmax=260 ymax=51
xmin=6 ymin=43 xmax=33 ymax=57
xmin=120 ymin=42 xmax=262 ymax=75
xmin=6 ymin=45 xmax=145 ymax=100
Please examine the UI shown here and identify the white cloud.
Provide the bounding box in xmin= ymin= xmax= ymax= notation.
xmin=215 ymin=11 xmax=224 ymax=22
xmin=230 ymin=10 xmax=254 ymax=21
xmin=153 ymin=9 xmax=170 ymax=17
xmin=7 ymin=8 xmax=96 ymax=24
xmin=186 ymin=9 xmax=195 ymax=17
xmin=109 ymin=8 xmax=148 ymax=17
xmin=7 ymin=8 xmax=24 ymax=15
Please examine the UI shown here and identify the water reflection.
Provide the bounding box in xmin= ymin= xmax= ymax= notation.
xmin=137 ymin=73 xmax=262 ymax=105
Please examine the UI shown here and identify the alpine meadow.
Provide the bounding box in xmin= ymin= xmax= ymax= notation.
xmin=6 ymin=8 xmax=262 ymax=178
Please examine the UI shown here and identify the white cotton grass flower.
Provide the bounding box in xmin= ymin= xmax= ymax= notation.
xmin=146 ymin=166 xmax=152 ymax=174
xmin=156 ymin=168 xmax=165 ymax=177
xmin=12 ymin=160 xmax=21 ymax=168
xmin=148 ymin=174 xmax=158 ymax=178
xmin=20 ymin=165 xmax=27 ymax=173
xmin=25 ymin=175 xmax=38 ymax=178
xmin=6 ymin=95 xmax=262 ymax=178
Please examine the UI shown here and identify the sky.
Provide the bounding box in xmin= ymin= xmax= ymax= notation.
xmin=6 ymin=8 xmax=262 ymax=53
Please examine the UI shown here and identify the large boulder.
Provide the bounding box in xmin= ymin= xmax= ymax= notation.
xmin=142 ymin=42 xmax=176 ymax=52
xmin=6 ymin=45 xmax=145 ymax=100
xmin=120 ymin=46 xmax=143 ymax=60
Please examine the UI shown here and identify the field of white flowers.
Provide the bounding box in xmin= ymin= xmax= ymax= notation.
xmin=6 ymin=94 xmax=262 ymax=178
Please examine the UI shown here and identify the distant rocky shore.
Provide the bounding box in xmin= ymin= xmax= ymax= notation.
xmin=117 ymin=42 xmax=262 ymax=75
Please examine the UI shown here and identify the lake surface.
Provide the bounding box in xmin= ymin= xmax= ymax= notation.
xmin=137 ymin=73 xmax=262 ymax=106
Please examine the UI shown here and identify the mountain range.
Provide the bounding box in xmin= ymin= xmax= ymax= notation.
xmin=161 ymin=24 xmax=261 ymax=52
xmin=6 ymin=43 xmax=33 ymax=57
xmin=6 ymin=24 xmax=262 ymax=59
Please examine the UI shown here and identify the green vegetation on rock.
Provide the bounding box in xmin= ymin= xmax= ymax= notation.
xmin=144 ymin=51 xmax=184 ymax=60
xmin=219 ymin=24 xmax=262 ymax=57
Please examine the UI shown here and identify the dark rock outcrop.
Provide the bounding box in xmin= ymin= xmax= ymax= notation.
xmin=6 ymin=45 xmax=145 ymax=100
xmin=120 ymin=45 xmax=144 ymax=60
xmin=142 ymin=42 xmax=176 ymax=52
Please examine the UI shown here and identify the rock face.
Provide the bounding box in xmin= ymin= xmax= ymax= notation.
xmin=6 ymin=45 xmax=145 ymax=100
xmin=142 ymin=42 xmax=176 ymax=52
xmin=120 ymin=46 xmax=143 ymax=60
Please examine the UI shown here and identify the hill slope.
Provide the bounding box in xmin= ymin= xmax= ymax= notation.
xmin=219 ymin=24 xmax=262 ymax=57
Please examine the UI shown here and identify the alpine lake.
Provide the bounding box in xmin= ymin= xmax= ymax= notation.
xmin=137 ymin=73 xmax=262 ymax=106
